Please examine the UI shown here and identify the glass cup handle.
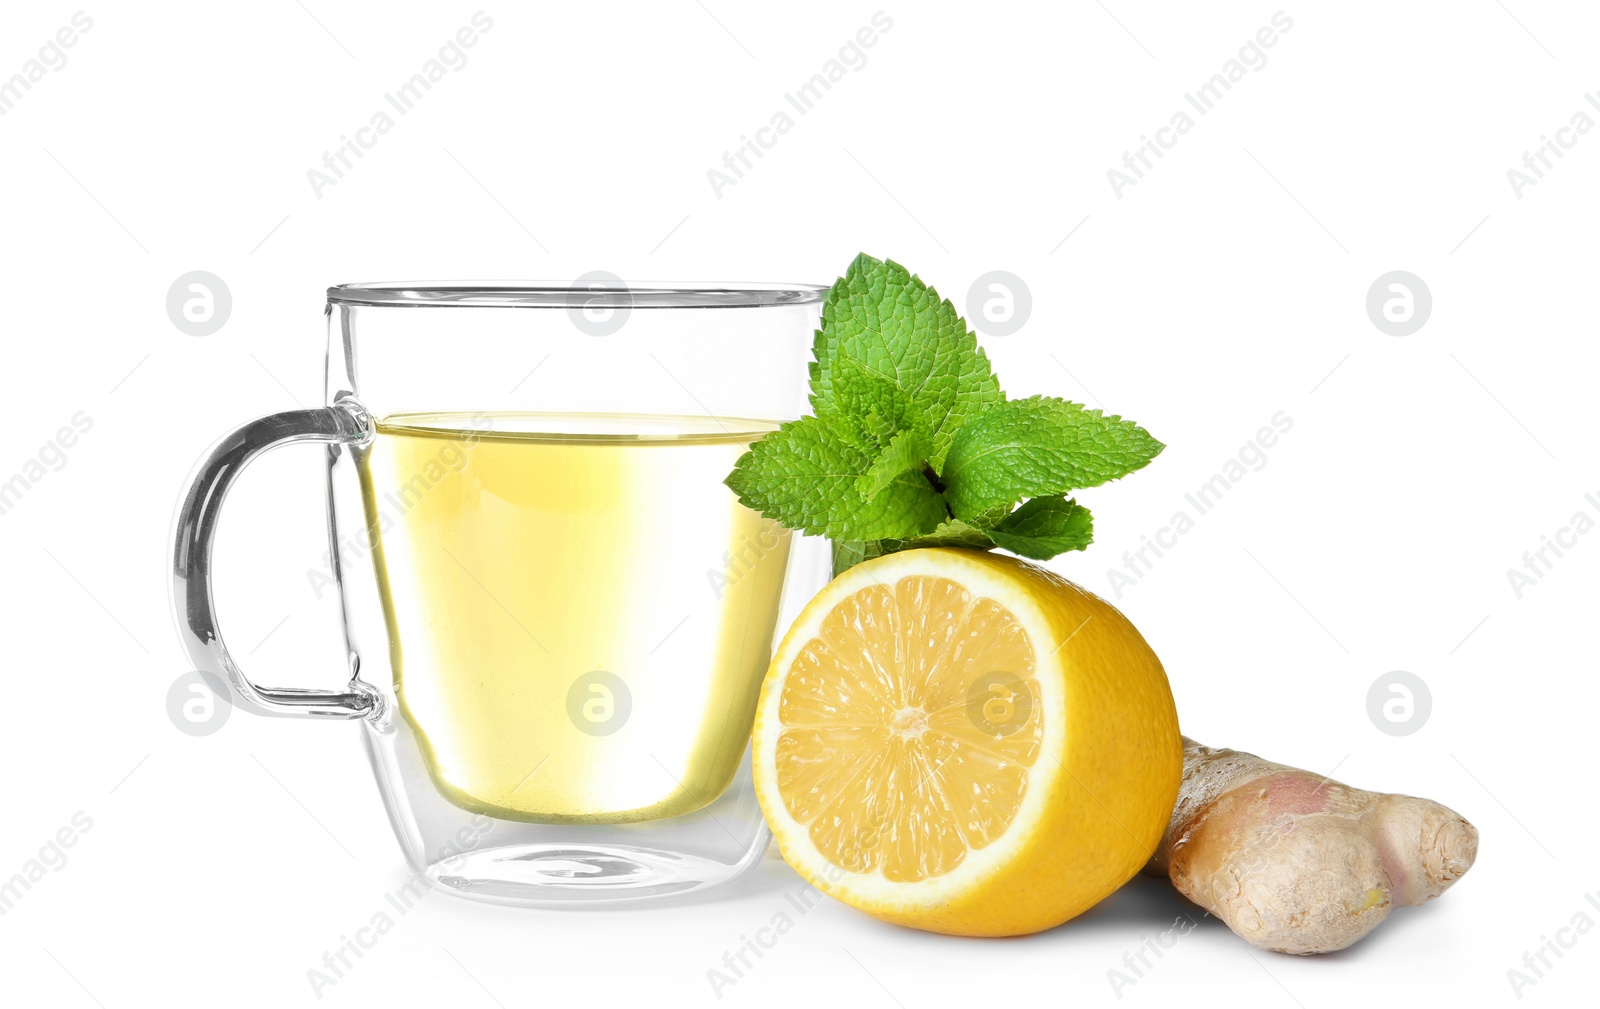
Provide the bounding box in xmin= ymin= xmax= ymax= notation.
xmin=171 ymin=399 xmax=377 ymax=719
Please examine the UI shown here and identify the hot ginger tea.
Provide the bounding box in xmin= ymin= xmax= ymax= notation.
xmin=358 ymin=412 xmax=792 ymax=823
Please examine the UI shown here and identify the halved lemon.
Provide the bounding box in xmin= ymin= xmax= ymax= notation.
xmin=752 ymin=548 xmax=1182 ymax=936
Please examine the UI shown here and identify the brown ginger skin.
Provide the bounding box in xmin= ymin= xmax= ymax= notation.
xmin=1144 ymin=737 xmax=1479 ymax=955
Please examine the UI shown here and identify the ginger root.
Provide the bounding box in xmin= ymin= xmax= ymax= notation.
xmin=1144 ymin=737 xmax=1479 ymax=954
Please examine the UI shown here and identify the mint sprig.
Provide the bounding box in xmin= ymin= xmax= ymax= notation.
xmin=722 ymin=413 xmax=946 ymax=541
xmin=810 ymin=254 xmax=1001 ymax=470
xmin=940 ymin=395 xmax=1165 ymax=520
xmin=725 ymin=253 xmax=1163 ymax=575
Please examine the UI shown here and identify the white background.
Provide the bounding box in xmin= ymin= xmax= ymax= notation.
xmin=1 ymin=1 xmax=1595 ymax=1006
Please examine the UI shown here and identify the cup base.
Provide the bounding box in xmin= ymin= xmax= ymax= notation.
xmin=424 ymin=842 xmax=759 ymax=906
xmin=365 ymin=716 xmax=781 ymax=908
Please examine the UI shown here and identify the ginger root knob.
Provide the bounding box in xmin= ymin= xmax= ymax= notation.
xmin=1145 ymin=738 xmax=1479 ymax=954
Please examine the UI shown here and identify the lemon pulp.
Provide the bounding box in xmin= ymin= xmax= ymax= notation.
xmin=774 ymin=576 xmax=1042 ymax=882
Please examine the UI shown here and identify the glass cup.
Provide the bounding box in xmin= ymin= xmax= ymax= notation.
xmin=171 ymin=281 xmax=829 ymax=905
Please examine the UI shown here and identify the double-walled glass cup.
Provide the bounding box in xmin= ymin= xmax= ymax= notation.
xmin=172 ymin=281 xmax=828 ymax=905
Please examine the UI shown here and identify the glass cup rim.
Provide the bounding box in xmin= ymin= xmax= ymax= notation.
xmin=327 ymin=280 xmax=828 ymax=309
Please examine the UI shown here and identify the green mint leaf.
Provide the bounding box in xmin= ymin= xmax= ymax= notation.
xmin=855 ymin=426 xmax=933 ymax=499
xmin=811 ymin=253 xmax=1002 ymax=470
xmin=829 ymin=355 xmax=918 ymax=448
xmin=829 ymin=520 xmax=995 ymax=577
xmin=965 ymin=502 xmax=1016 ymax=530
xmin=724 ymin=414 xmax=946 ymax=541
xmin=984 ymin=497 xmax=1094 ymax=560
xmin=830 ymin=538 xmax=891 ymax=574
xmin=905 ymin=519 xmax=996 ymax=550
xmin=940 ymin=396 xmax=1164 ymax=519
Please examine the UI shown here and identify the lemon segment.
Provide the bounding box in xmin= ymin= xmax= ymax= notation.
xmin=752 ymin=548 xmax=1183 ymax=936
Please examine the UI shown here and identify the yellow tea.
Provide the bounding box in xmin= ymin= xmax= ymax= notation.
xmin=358 ymin=412 xmax=792 ymax=823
